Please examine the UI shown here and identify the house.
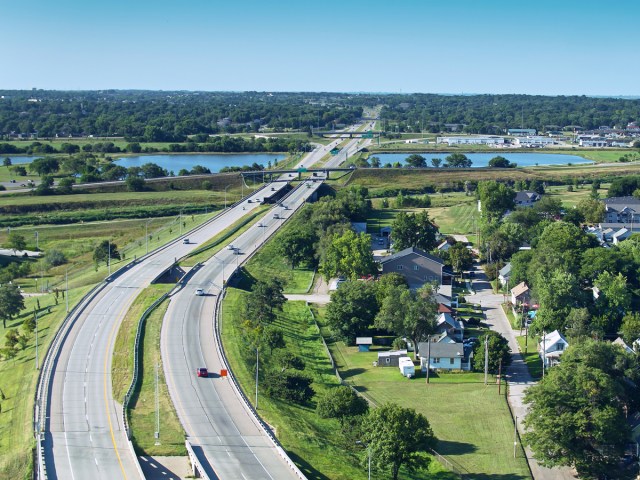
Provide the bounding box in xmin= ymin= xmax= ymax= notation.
xmin=498 ymin=263 xmax=511 ymax=286
xmin=432 ymin=332 xmax=458 ymax=344
xmin=438 ymin=303 xmax=453 ymax=314
xmin=436 ymin=238 xmax=454 ymax=252
xmin=603 ymin=197 xmax=640 ymax=225
xmin=538 ymin=330 xmax=569 ymax=367
xmin=356 ymin=337 xmax=373 ymax=352
xmin=379 ymin=247 xmax=452 ymax=289
xmin=612 ymin=337 xmax=635 ymax=355
xmin=436 ymin=313 xmax=464 ymax=341
xmin=376 ymin=350 xmax=407 ymax=367
xmin=627 ymin=411 xmax=640 ymax=455
xmin=417 ymin=342 xmax=471 ymax=371
xmin=510 ymin=282 xmax=530 ymax=306
xmin=515 ymin=191 xmax=542 ymax=207
xmin=612 ymin=227 xmax=631 ymax=244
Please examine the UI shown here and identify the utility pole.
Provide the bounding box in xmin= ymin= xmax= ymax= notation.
xmin=108 ymin=241 xmax=111 ymax=276
xmin=484 ymin=335 xmax=489 ymax=385
xmin=145 ymin=219 xmax=149 ymax=255
xmin=35 ymin=231 xmax=39 ymax=251
xmin=514 ymin=415 xmax=518 ymax=458
xmin=65 ymin=268 xmax=69 ymax=313
xmin=498 ymin=358 xmax=502 ymax=395
xmin=426 ymin=338 xmax=432 ymax=384
xmin=34 ymin=309 xmax=38 ymax=369
xmin=542 ymin=330 xmax=546 ymax=379
xmin=255 ymin=348 xmax=259 ymax=409
xmin=154 ymin=362 xmax=160 ymax=445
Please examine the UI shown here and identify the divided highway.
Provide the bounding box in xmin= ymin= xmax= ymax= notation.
xmin=162 ymin=180 xmax=321 ymax=479
xmin=38 ymin=180 xmax=289 ymax=480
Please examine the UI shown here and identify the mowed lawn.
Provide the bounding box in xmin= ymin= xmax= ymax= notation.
xmin=323 ymin=323 xmax=531 ymax=479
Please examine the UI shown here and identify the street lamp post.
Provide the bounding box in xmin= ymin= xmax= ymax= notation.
xmin=65 ymin=268 xmax=69 ymax=313
xmin=255 ymin=348 xmax=259 ymax=410
xmin=356 ymin=441 xmax=371 ymax=480
xmin=224 ymin=185 xmax=231 ymax=209
xmin=145 ymin=219 xmax=150 ymax=255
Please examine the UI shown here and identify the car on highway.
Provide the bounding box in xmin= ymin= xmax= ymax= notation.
xmin=273 ymin=214 xmax=280 ymax=219
xmin=196 ymin=367 xmax=208 ymax=378
xmin=257 ymin=222 xmax=264 ymax=227
xmin=227 ymin=244 xmax=235 ymax=250
xmin=195 ymin=288 xmax=204 ymax=296
xmin=183 ymin=238 xmax=190 ymax=244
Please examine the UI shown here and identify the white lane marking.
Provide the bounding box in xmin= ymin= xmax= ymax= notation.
xmin=64 ymin=431 xmax=77 ymax=480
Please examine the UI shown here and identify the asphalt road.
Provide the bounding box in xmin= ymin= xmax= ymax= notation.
xmin=161 ymin=179 xmax=321 ymax=480
xmin=42 ymin=181 xmax=290 ymax=480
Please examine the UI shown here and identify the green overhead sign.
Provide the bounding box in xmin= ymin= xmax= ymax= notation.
xmin=363 ymin=132 xmax=373 ymax=138
xmin=330 ymin=148 xmax=340 ymax=155
xmin=297 ymin=167 xmax=308 ymax=173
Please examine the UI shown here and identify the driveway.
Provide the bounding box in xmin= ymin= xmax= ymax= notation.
xmin=467 ymin=264 xmax=576 ymax=480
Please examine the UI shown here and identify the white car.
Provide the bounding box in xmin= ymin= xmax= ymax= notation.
xmin=227 ymin=244 xmax=235 ymax=250
xmin=195 ymin=288 xmax=204 ymax=296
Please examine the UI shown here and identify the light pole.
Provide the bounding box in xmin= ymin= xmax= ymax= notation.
xmin=108 ymin=240 xmax=111 ymax=276
xmin=255 ymin=348 xmax=259 ymax=410
xmin=34 ymin=230 xmax=39 ymax=251
xmin=224 ymin=184 xmax=231 ymax=209
xmin=145 ymin=219 xmax=151 ymax=255
xmin=356 ymin=440 xmax=371 ymax=480
xmin=179 ymin=209 xmax=183 ymax=236
xmin=212 ymin=254 xmax=225 ymax=284
xmin=34 ymin=309 xmax=38 ymax=370
xmin=65 ymin=268 xmax=69 ymax=313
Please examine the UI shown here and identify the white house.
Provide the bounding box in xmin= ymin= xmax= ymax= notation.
xmin=436 ymin=313 xmax=464 ymax=341
xmin=538 ymin=330 xmax=569 ymax=367
xmin=418 ymin=342 xmax=471 ymax=371
xmin=613 ymin=337 xmax=635 ymax=355
xmin=499 ymin=263 xmax=511 ymax=286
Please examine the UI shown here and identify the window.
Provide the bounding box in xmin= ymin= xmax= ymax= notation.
xmin=433 ymin=357 xmax=440 ymax=363
xmin=385 ymin=357 xmax=390 ymax=364
xmin=396 ymin=265 xmax=403 ymax=270
xmin=450 ymin=358 xmax=455 ymax=365
xmin=413 ymin=265 xmax=419 ymax=271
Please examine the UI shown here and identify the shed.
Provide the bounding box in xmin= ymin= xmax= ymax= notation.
xmin=377 ymin=350 xmax=408 ymax=367
xmin=356 ymin=337 xmax=373 ymax=352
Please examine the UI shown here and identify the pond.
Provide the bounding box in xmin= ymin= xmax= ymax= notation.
xmin=1 ymin=156 xmax=48 ymax=165
xmin=115 ymin=153 xmax=287 ymax=173
xmin=373 ymin=152 xmax=592 ymax=167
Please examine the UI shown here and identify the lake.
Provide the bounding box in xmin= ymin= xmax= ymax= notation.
xmin=115 ymin=153 xmax=287 ymax=173
xmin=373 ymin=152 xmax=592 ymax=167
xmin=2 ymin=156 xmax=48 ymax=165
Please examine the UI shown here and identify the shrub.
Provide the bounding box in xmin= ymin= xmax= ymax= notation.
xmin=44 ymin=249 xmax=67 ymax=267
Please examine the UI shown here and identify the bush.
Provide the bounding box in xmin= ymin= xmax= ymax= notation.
xmin=44 ymin=249 xmax=67 ymax=267
xmin=392 ymin=337 xmax=407 ymax=350
xmin=263 ymin=370 xmax=314 ymax=404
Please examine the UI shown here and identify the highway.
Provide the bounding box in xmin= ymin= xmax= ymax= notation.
xmin=161 ymin=180 xmax=321 ymax=479
xmin=39 ymin=180 xmax=290 ymax=480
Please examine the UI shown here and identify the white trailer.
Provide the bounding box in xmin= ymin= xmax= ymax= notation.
xmin=398 ymin=357 xmax=415 ymax=378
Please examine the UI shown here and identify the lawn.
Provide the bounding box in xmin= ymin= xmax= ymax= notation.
xmin=316 ymin=307 xmax=531 ymax=479
xmin=0 ymin=284 xmax=92 ymax=480
xmin=516 ymin=335 xmax=542 ymax=380
xmin=128 ymin=297 xmax=186 ymax=456
xmin=220 ymin=290 xmax=459 ymax=480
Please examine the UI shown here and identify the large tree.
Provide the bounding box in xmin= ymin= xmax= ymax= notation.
xmin=316 ymin=385 xmax=369 ymax=427
xmin=478 ymin=181 xmax=516 ymax=221
xmin=524 ymin=340 xmax=639 ymax=479
xmin=390 ymin=211 xmax=438 ymax=252
xmin=326 ymin=280 xmax=378 ymax=344
xmin=6 ymin=232 xmax=26 ymax=253
xmin=471 ymin=330 xmax=511 ymax=373
xmin=533 ymin=268 xmax=583 ymax=333
xmin=576 ymin=197 xmax=605 ymax=224
xmin=275 ymin=225 xmax=316 ymax=269
xmin=320 ymin=229 xmax=376 ymax=280
xmin=447 ymin=242 xmax=474 ymax=273
xmin=92 ymin=240 xmax=121 ymax=267
xmin=362 ymin=403 xmax=437 ymax=480
xmin=0 ymin=284 xmax=25 ymax=328
xmin=444 ymin=153 xmax=472 ymax=168
xmin=405 ymin=154 xmax=427 ymax=168
xmin=621 ymin=312 xmax=640 ymax=345
xmin=375 ymin=284 xmax=438 ymax=360
xmin=488 ymin=155 xmax=516 ymax=168
xmin=243 ymin=278 xmax=287 ymax=327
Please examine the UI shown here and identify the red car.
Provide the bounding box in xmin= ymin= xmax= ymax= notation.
xmin=196 ymin=367 xmax=208 ymax=378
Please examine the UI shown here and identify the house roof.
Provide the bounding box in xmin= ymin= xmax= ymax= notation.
xmin=612 ymin=228 xmax=630 ymax=239
xmin=613 ymin=337 xmax=634 ymax=354
xmin=437 ymin=240 xmax=451 ymax=250
xmin=539 ymin=330 xmax=568 ymax=353
xmin=511 ymin=282 xmax=529 ymax=297
xmin=418 ymin=342 xmax=464 ymax=358
xmin=377 ymin=350 xmax=407 ymax=358
xmin=604 ymin=196 xmax=640 ymax=212
xmin=499 ymin=263 xmax=512 ymax=277
xmin=437 ymin=312 xmax=462 ymax=330
xmin=515 ymin=191 xmax=541 ymax=203
xmin=379 ymin=247 xmax=445 ymax=266
xmin=356 ymin=337 xmax=373 ymax=345
xmin=438 ymin=303 xmax=453 ymax=314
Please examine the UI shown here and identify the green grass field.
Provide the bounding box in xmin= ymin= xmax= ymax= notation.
xmin=128 ymin=297 xmax=186 ymax=456
xmin=315 ymin=307 xmax=530 ymax=479
xmin=0 ymin=285 xmax=92 ymax=480
xmin=221 ymin=291 xmax=458 ymax=480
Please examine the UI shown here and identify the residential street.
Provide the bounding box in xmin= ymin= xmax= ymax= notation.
xmin=467 ymin=264 xmax=577 ymax=480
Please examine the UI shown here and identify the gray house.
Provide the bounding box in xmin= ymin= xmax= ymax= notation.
xmin=379 ymin=247 xmax=452 ymax=289
xmin=377 ymin=350 xmax=408 ymax=367
xmin=603 ymin=197 xmax=640 ymax=225
xmin=498 ymin=263 xmax=511 ymax=286
xmin=515 ymin=191 xmax=542 ymax=207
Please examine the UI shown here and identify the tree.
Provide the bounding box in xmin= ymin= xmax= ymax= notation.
xmin=92 ymin=240 xmax=121 ymax=267
xmin=444 ymin=153 xmax=472 ymax=168
xmin=593 ymin=271 xmax=631 ymax=334
xmin=448 ymin=242 xmax=474 ymax=273
xmin=533 ymin=269 xmax=582 ymax=333
xmin=375 ymin=284 xmax=438 ymax=360
xmin=126 ymin=176 xmax=146 ymax=192
xmin=488 ymin=156 xmax=516 ymax=168
xmin=405 ymin=154 xmax=427 ymax=168
xmin=620 ymin=312 xmax=640 ymax=345
xmin=56 ymin=177 xmax=75 ymax=194
xmin=471 ymin=330 xmax=511 ymax=373
xmin=316 ymin=385 xmax=369 ymax=426
xmin=361 ymin=403 xmax=436 ymax=480
xmin=6 ymin=232 xmax=26 ymax=253
xmin=28 ymin=157 xmax=59 ymax=175
xmin=533 ymin=196 xmax=562 ymax=220
xmin=320 ymin=230 xmax=376 ymax=280
xmin=3 ymin=157 xmax=11 ymax=167
xmin=34 ymin=175 xmax=54 ymax=196
xmin=262 ymin=326 xmax=285 ymax=354
xmin=0 ymin=284 xmax=25 ymax=328
xmin=44 ymin=249 xmax=67 ymax=267
xmin=275 ymin=225 xmax=316 ymax=269
xmin=390 ymin=211 xmax=438 ymax=252
xmin=263 ymin=370 xmax=314 ymax=404
xmin=430 ymin=158 xmax=441 ymax=168
xmin=326 ymin=280 xmax=378 ymax=344
xmin=244 ymin=278 xmax=287 ymax=327
xmin=576 ymin=197 xmax=605 ymax=224
xmin=524 ymin=340 xmax=637 ymax=479
xmin=477 ymin=181 xmax=516 ymax=221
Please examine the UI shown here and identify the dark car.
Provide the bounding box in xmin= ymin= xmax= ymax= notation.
xmin=196 ymin=367 xmax=208 ymax=378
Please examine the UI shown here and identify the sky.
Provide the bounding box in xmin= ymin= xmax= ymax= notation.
xmin=2 ymin=0 xmax=639 ymax=96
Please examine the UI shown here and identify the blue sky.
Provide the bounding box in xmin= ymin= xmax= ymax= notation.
xmin=2 ymin=0 xmax=639 ymax=95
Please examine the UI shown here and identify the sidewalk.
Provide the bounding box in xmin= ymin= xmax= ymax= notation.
xmin=467 ymin=264 xmax=576 ymax=480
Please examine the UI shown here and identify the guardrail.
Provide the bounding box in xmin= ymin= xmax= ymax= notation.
xmin=32 ymin=183 xmax=278 ymax=479
xmin=185 ymin=439 xmax=211 ymax=480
